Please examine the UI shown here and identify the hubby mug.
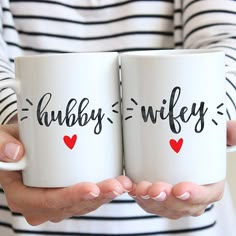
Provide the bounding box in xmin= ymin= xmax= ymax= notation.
xmin=121 ymin=49 xmax=236 ymax=185
xmin=0 ymin=52 xmax=123 ymax=187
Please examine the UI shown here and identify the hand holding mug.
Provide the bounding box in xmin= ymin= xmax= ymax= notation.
xmin=0 ymin=52 xmax=123 ymax=187
xmin=120 ymin=49 xmax=235 ymax=219
xmin=121 ymin=49 xmax=236 ymax=185
xmin=127 ymin=179 xmax=225 ymax=219
xmin=0 ymin=124 xmax=132 ymax=225
xmin=128 ymin=119 xmax=236 ymax=219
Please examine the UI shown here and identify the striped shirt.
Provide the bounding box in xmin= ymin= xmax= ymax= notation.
xmin=0 ymin=0 xmax=236 ymax=235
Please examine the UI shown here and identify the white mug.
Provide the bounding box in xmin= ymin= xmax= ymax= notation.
xmin=0 ymin=52 xmax=123 ymax=187
xmin=121 ymin=49 xmax=236 ymax=185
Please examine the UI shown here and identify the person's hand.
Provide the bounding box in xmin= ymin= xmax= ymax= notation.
xmin=128 ymin=180 xmax=224 ymax=219
xmin=127 ymin=120 xmax=236 ymax=219
xmin=0 ymin=124 xmax=132 ymax=225
xmin=227 ymin=120 xmax=236 ymax=146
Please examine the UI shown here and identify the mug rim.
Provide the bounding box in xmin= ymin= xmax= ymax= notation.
xmin=15 ymin=51 xmax=118 ymax=61
xmin=120 ymin=49 xmax=224 ymax=58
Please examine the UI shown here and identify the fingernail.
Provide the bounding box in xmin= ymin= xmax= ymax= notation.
xmin=141 ymin=195 xmax=150 ymax=200
xmin=105 ymin=191 xmax=121 ymax=199
xmin=84 ymin=192 xmax=99 ymax=200
xmin=176 ymin=192 xmax=190 ymax=200
xmin=152 ymin=192 xmax=166 ymax=201
xmin=4 ymin=143 xmax=20 ymax=160
xmin=124 ymin=188 xmax=131 ymax=193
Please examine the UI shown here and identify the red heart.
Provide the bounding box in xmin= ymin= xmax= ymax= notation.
xmin=63 ymin=134 xmax=77 ymax=150
xmin=169 ymin=138 xmax=183 ymax=153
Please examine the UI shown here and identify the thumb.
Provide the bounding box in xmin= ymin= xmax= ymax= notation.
xmin=0 ymin=124 xmax=24 ymax=162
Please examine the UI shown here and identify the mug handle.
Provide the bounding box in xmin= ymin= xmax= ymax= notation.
xmin=227 ymin=146 xmax=236 ymax=152
xmin=226 ymin=66 xmax=236 ymax=153
xmin=0 ymin=79 xmax=27 ymax=170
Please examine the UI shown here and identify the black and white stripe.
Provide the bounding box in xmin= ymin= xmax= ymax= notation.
xmin=1 ymin=0 xmax=235 ymax=125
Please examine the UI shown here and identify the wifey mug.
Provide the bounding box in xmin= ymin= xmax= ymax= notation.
xmin=0 ymin=52 xmax=123 ymax=187
xmin=121 ymin=49 xmax=236 ymax=185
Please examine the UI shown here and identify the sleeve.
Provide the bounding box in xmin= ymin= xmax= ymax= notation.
xmin=175 ymin=0 xmax=236 ymax=120
xmin=0 ymin=3 xmax=17 ymax=124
